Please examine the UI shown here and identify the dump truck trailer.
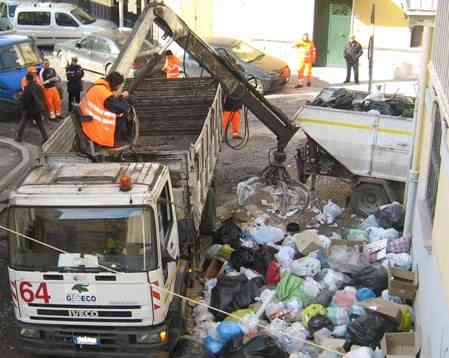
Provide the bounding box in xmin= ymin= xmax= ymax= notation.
xmin=295 ymin=89 xmax=414 ymax=215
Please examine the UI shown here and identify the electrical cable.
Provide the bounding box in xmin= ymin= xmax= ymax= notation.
xmin=224 ymin=105 xmax=250 ymax=150
xmin=0 ymin=223 xmax=344 ymax=356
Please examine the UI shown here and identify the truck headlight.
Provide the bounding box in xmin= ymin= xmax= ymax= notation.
xmin=136 ymin=330 xmax=167 ymax=344
xmin=20 ymin=328 xmax=40 ymax=338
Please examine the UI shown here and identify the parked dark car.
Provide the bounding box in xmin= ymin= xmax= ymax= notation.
xmin=182 ymin=37 xmax=290 ymax=94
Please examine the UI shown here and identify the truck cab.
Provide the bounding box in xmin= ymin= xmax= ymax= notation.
xmin=0 ymin=32 xmax=42 ymax=118
xmin=7 ymin=161 xmax=186 ymax=357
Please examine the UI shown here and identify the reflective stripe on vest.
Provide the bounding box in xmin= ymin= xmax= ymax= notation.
xmin=164 ymin=56 xmax=180 ymax=79
xmin=80 ymin=79 xmax=117 ymax=147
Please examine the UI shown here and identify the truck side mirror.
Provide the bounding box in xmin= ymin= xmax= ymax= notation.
xmin=75 ymin=42 xmax=81 ymax=49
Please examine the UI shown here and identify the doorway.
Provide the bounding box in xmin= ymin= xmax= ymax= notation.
xmin=314 ymin=0 xmax=353 ymax=67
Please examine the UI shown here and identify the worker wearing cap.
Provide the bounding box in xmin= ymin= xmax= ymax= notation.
xmin=40 ymin=59 xmax=62 ymax=119
xmin=20 ymin=66 xmax=43 ymax=90
xmin=293 ymin=33 xmax=316 ymax=88
xmin=66 ymin=57 xmax=84 ymax=112
xmin=344 ymin=35 xmax=363 ymax=84
xmin=80 ymin=71 xmax=130 ymax=148
xmin=162 ymin=50 xmax=180 ymax=79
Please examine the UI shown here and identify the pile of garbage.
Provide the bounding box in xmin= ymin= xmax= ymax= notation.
xmin=180 ymin=179 xmax=418 ymax=358
xmin=310 ymin=88 xmax=415 ymax=118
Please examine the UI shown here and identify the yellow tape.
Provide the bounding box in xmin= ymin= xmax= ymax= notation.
xmin=298 ymin=118 xmax=412 ymax=137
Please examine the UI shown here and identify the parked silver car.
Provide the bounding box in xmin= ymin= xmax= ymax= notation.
xmin=54 ymin=31 xmax=159 ymax=76
xmin=5 ymin=2 xmax=116 ymax=46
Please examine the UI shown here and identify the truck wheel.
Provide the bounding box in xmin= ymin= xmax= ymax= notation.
xmin=200 ymin=185 xmax=216 ymax=235
xmin=350 ymin=182 xmax=389 ymax=216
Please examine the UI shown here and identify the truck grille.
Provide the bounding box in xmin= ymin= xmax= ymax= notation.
xmin=30 ymin=304 xmax=142 ymax=323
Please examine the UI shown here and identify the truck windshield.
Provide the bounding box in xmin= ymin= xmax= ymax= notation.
xmin=0 ymin=42 xmax=41 ymax=71
xmin=71 ymin=7 xmax=95 ymax=25
xmin=8 ymin=207 xmax=158 ymax=273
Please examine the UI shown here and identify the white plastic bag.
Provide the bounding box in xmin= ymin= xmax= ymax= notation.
xmin=237 ymin=177 xmax=260 ymax=205
xmin=275 ymin=246 xmax=296 ymax=268
xmin=366 ymin=227 xmax=399 ymax=243
xmin=332 ymin=324 xmax=347 ymax=337
xmin=290 ymin=257 xmax=321 ymax=277
xmin=275 ymin=321 xmax=307 ymax=353
xmin=344 ymin=347 xmax=375 ymax=358
xmin=321 ymin=269 xmax=348 ymax=292
xmin=359 ymin=214 xmax=379 ymax=230
xmin=302 ymin=277 xmax=322 ymax=298
xmin=318 ymin=235 xmax=332 ymax=249
xmin=383 ymin=253 xmax=412 ymax=270
xmin=322 ymin=200 xmax=344 ymax=224
xmin=248 ymin=222 xmax=285 ymax=244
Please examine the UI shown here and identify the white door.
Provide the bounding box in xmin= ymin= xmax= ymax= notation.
xmin=16 ymin=10 xmax=53 ymax=46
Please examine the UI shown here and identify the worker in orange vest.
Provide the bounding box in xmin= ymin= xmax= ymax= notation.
xmin=294 ymin=33 xmax=317 ymax=88
xmin=39 ymin=59 xmax=62 ymax=119
xmin=80 ymin=71 xmax=130 ymax=148
xmin=162 ymin=50 xmax=180 ymax=79
xmin=20 ymin=66 xmax=43 ymax=90
xmin=223 ymin=97 xmax=242 ymax=139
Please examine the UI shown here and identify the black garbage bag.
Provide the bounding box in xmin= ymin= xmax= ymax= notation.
xmin=222 ymin=336 xmax=288 ymax=358
xmin=343 ymin=311 xmax=398 ymax=351
xmin=230 ymin=246 xmax=276 ymax=276
xmin=334 ymin=93 xmax=354 ymax=109
xmin=254 ymin=246 xmax=277 ymax=276
xmin=210 ymin=275 xmax=263 ymax=320
xmin=213 ymin=219 xmax=242 ymax=249
xmin=351 ymin=264 xmax=388 ymax=296
xmin=311 ymin=88 xmax=351 ymax=108
xmin=170 ymin=337 xmax=206 ymax=358
xmin=374 ymin=202 xmax=405 ymax=231
xmin=387 ymin=96 xmax=415 ymax=118
xmin=313 ymin=289 xmax=334 ymax=306
xmin=230 ymin=247 xmax=256 ymax=271
xmin=308 ymin=314 xmax=334 ymax=335
xmin=365 ymin=101 xmax=393 ymax=115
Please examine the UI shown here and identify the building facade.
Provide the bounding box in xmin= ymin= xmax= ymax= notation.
xmin=402 ymin=0 xmax=449 ymax=356
xmin=78 ymin=0 xmax=422 ymax=80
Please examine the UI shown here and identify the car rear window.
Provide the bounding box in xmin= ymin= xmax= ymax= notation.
xmin=17 ymin=11 xmax=50 ymax=26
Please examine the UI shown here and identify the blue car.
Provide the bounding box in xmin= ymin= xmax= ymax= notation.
xmin=0 ymin=33 xmax=43 ymax=118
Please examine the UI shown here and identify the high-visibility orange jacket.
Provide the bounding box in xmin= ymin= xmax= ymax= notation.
xmin=21 ymin=74 xmax=43 ymax=90
xmin=80 ymin=79 xmax=117 ymax=147
xmin=163 ymin=55 xmax=180 ymax=79
xmin=295 ymin=40 xmax=317 ymax=64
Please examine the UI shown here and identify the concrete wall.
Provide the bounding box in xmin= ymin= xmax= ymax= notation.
xmin=412 ymin=70 xmax=449 ymax=357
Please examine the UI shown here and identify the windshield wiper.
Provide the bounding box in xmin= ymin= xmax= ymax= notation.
xmin=57 ymin=266 xmax=103 ymax=273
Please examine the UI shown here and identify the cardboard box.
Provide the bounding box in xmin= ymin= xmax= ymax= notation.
xmin=326 ymin=238 xmax=367 ymax=255
xmin=381 ymin=332 xmax=419 ymax=358
xmin=389 ymin=268 xmax=418 ymax=300
xmin=204 ymin=258 xmax=226 ymax=279
xmin=360 ymin=298 xmax=402 ymax=322
xmin=294 ymin=230 xmax=323 ymax=255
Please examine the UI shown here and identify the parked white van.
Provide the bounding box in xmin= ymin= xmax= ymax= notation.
xmin=4 ymin=2 xmax=116 ymax=46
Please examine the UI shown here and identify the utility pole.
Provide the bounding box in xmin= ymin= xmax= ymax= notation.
xmin=368 ymin=3 xmax=375 ymax=93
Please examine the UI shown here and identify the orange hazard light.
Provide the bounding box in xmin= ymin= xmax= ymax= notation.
xmin=119 ymin=175 xmax=132 ymax=192
xmin=159 ymin=330 xmax=168 ymax=343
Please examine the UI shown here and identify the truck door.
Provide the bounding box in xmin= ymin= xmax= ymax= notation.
xmin=156 ymin=181 xmax=179 ymax=304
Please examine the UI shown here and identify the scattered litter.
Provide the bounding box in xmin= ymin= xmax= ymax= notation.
xmin=189 ymin=194 xmax=416 ymax=357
